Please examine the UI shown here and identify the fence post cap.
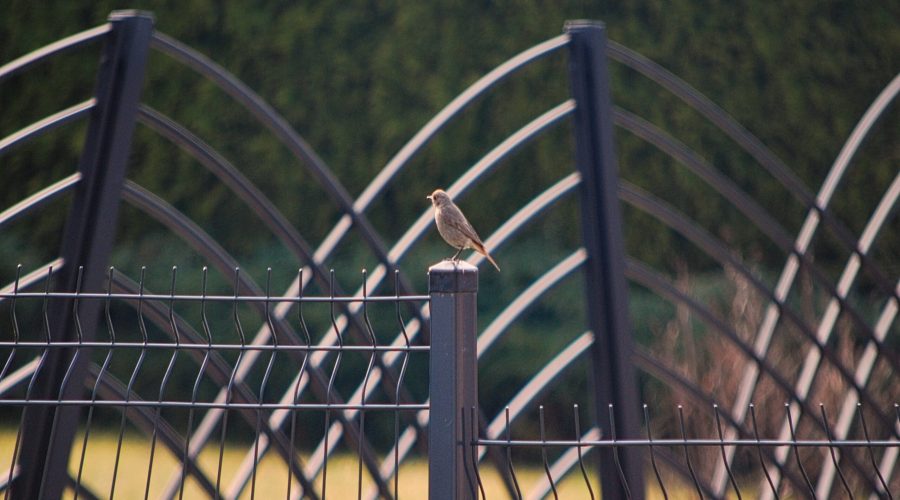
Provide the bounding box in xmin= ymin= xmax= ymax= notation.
xmin=109 ymin=10 xmax=156 ymax=22
xmin=564 ymin=19 xmax=606 ymax=32
xmin=428 ymin=260 xmax=478 ymax=293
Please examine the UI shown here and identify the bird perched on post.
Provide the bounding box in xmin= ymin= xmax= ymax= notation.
xmin=427 ymin=189 xmax=500 ymax=271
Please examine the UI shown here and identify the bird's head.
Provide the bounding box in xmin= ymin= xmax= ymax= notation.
xmin=426 ymin=189 xmax=452 ymax=207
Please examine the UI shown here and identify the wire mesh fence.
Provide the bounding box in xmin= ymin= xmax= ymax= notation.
xmin=469 ymin=403 xmax=900 ymax=499
xmin=2 ymin=264 xmax=898 ymax=499
xmin=0 ymin=265 xmax=430 ymax=498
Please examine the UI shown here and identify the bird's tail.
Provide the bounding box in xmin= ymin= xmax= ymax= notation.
xmin=472 ymin=242 xmax=500 ymax=272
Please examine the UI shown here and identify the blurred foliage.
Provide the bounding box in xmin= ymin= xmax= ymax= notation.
xmin=1 ymin=0 xmax=898 ymax=439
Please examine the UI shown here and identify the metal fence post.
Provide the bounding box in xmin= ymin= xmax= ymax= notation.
xmin=565 ymin=20 xmax=645 ymax=500
xmin=429 ymin=261 xmax=479 ymax=500
xmin=12 ymin=11 xmax=153 ymax=500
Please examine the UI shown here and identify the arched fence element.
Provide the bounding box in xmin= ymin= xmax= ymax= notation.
xmin=1 ymin=8 xmax=897 ymax=499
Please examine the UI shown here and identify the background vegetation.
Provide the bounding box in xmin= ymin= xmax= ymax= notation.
xmin=1 ymin=0 xmax=898 ymax=490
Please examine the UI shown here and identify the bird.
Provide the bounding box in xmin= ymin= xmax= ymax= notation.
xmin=427 ymin=189 xmax=500 ymax=271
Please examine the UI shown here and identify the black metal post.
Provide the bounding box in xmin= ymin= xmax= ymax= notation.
xmin=12 ymin=11 xmax=153 ymax=500
xmin=428 ymin=261 xmax=479 ymax=500
xmin=565 ymin=20 xmax=644 ymax=500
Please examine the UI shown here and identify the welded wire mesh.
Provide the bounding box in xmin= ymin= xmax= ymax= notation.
xmin=469 ymin=403 xmax=900 ymax=499
xmin=0 ymin=265 xmax=429 ymax=499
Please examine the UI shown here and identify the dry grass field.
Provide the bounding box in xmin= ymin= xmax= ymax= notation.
xmin=0 ymin=428 xmax=689 ymax=498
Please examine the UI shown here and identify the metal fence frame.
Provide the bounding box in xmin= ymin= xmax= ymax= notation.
xmin=1 ymin=9 xmax=898 ymax=500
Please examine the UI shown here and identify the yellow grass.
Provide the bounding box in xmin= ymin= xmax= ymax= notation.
xmin=1 ymin=428 xmax=680 ymax=498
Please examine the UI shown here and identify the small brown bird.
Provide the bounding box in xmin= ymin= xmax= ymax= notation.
xmin=427 ymin=189 xmax=500 ymax=271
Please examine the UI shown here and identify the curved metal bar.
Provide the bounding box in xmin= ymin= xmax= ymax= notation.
xmin=606 ymin=40 xmax=812 ymax=204
xmin=473 ymin=249 xmax=843 ymax=500
xmin=616 ymin=106 xmax=899 ymax=384
xmin=0 ymin=25 xmax=110 ymax=84
xmin=618 ymin=105 xmax=898 ymax=361
xmin=107 ymin=272 xmax=316 ymax=498
xmin=211 ymin=322 xmax=421 ymax=491
xmin=798 ymin=173 xmax=900 ymax=497
xmin=626 ymin=258 xmax=882 ymax=493
xmin=148 ymin=32 xmax=405 ymax=289
xmin=468 ymin=172 xmax=580 ymax=270
xmin=620 ymin=179 xmax=900 ymax=422
xmin=613 ymin=106 xmax=793 ymax=249
xmin=314 ymin=34 xmax=570 ymax=267
xmin=631 ymin=348 xmax=810 ymax=496
xmin=0 ymin=174 xmax=81 ymax=231
xmin=390 ymin=100 xmax=574 ymax=264
xmin=80 ymin=362 xmax=219 ymax=498
xmin=484 ymin=332 xmax=593 ymax=447
xmin=471 ymin=331 xmax=594 ymax=497
xmin=118 ymin=182 xmax=384 ymax=498
xmin=478 ymin=250 xmax=585 ymax=357
xmin=371 ymin=177 xmax=580 ymax=496
xmin=613 ymin=41 xmax=897 ymax=312
xmin=357 ymin=34 xmax=570 ymax=212
xmin=297 ymin=102 xmax=574 ymax=492
xmin=627 ymin=254 xmax=891 ymax=426
xmin=0 ymin=356 xmax=39 ymax=398
xmin=305 ymin=102 xmax=575 ymax=394
xmin=135 ymin=105 xmax=318 ymax=267
xmin=621 ymin=106 xmax=896 ymax=364
xmin=0 ymin=100 xmax=95 ymax=156
xmin=146 ymin=43 xmax=425 ymax=471
xmin=122 ymin=181 xmax=238 ymax=283
xmin=731 ymin=74 xmax=900 ymax=499
xmin=804 ymin=73 xmax=900 ymax=300
xmin=138 ymin=104 xmax=427 ymax=495
xmin=138 ymin=108 xmax=420 ymax=478
xmin=286 ymin=103 xmax=575 ymax=500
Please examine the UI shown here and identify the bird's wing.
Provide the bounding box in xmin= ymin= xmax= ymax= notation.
xmin=446 ymin=206 xmax=484 ymax=245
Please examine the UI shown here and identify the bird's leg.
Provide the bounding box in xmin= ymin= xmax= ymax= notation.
xmin=451 ymin=247 xmax=463 ymax=263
